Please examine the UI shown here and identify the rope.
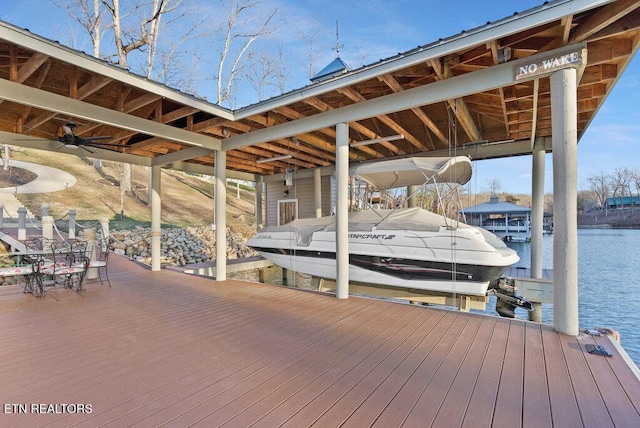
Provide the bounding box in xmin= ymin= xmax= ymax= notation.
xmin=2 ymin=206 xmax=14 ymax=219
xmin=75 ymin=220 xmax=102 ymax=229
xmin=26 ymin=215 xmax=43 ymax=230
xmin=52 ymin=221 xmax=67 ymax=241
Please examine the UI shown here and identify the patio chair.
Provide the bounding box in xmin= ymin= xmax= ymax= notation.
xmin=56 ymin=240 xmax=90 ymax=292
xmin=29 ymin=253 xmax=58 ymax=299
xmin=89 ymin=236 xmax=113 ymax=287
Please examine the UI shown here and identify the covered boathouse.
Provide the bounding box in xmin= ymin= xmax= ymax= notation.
xmin=464 ymin=195 xmax=533 ymax=242
xmin=1 ymin=0 xmax=640 ymax=426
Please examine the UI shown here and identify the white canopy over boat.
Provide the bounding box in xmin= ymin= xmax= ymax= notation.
xmin=352 ymin=156 xmax=472 ymax=189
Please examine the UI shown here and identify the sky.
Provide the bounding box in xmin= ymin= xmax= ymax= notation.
xmin=1 ymin=0 xmax=639 ymax=196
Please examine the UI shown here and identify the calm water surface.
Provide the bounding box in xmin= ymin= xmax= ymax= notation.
xmin=234 ymin=228 xmax=640 ymax=366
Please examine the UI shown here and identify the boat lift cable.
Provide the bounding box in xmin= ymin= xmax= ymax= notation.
xmin=448 ymin=101 xmax=459 ymax=298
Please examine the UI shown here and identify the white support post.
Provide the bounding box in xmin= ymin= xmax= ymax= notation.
xmin=99 ymin=216 xmax=110 ymax=239
xmin=68 ymin=209 xmax=76 ymax=239
xmin=335 ymin=122 xmax=349 ymax=299
xmin=551 ymin=68 xmax=579 ymax=336
xmin=150 ymin=165 xmax=162 ymax=272
xmin=42 ymin=215 xmax=54 ymax=241
xmin=407 ymin=185 xmax=419 ymax=208
xmin=215 ymin=151 xmax=227 ymax=281
xmin=530 ymin=137 xmax=546 ymax=322
xmin=314 ymin=168 xmax=322 ymax=218
xmin=255 ymin=177 xmax=263 ymax=229
xmin=85 ymin=227 xmax=98 ymax=279
xmin=17 ymin=207 xmax=26 ymax=240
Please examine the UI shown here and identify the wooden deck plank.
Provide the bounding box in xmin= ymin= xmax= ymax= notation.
xmin=98 ymin=293 xmax=384 ymax=427
xmin=370 ymin=312 xmax=469 ymax=427
xmin=541 ymin=326 xmax=584 ymax=427
xmin=155 ymin=301 xmax=413 ymax=426
xmin=428 ymin=316 xmax=498 ymax=427
xmin=558 ymin=333 xmax=615 ymax=428
xmin=204 ymin=303 xmax=423 ymax=427
xmin=593 ymin=333 xmax=640 ymax=416
xmin=492 ymin=317 xmax=526 ymax=427
xmin=461 ymin=317 xmax=511 ymax=427
xmin=0 ymin=254 xmax=639 ymax=427
xmin=250 ymin=309 xmax=450 ymax=428
xmin=311 ymin=309 xmax=469 ymax=427
xmin=581 ymin=334 xmax=640 ymax=427
xmin=278 ymin=311 xmax=463 ymax=427
xmin=401 ymin=314 xmax=486 ymax=427
xmin=522 ymin=322 xmax=553 ymax=428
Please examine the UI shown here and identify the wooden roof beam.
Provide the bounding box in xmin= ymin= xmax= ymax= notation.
xmin=569 ymin=0 xmax=640 ymax=43
xmin=301 ymin=97 xmax=380 ymax=158
xmin=487 ymin=40 xmax=511 ymax=137
xmin=428 ymin=58 xmax=482 ymax=143
xmin=378 ymin=73 xmax=446 ymax=150
xmin=337 ymin=87 xmax=408 ymax=154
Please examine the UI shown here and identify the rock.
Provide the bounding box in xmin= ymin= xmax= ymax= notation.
xmin=112 ymin=226 xmax=258 ymax=267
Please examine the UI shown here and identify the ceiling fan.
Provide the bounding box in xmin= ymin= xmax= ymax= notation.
xmin=15 ymin=121 xmax=125 ymax=154
xmin=55 ymin=121 xmax=122 ymax=153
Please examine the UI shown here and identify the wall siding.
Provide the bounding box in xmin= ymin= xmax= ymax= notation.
xmin=265 ymin=174 xmax=333 ymax=226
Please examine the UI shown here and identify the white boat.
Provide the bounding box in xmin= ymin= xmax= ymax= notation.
xmin=247 ymin=156 xmax=520 ymax=296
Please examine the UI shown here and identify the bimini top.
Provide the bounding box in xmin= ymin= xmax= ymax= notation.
xmin=352 ymin=156 xmax=472 ymax=189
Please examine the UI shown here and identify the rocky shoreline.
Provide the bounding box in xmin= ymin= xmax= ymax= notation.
xmin=110 ymin=225 xmax=258 ymax=267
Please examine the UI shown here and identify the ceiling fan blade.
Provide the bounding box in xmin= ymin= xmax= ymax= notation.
xmin=80 ymin=145 xmax=95 ymax=154
xmin=82 ymin=136 xmax=113 ymax=142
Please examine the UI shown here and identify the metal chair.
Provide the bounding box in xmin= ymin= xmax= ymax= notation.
xmin=89 ymin=236 xmax=113 ymax=287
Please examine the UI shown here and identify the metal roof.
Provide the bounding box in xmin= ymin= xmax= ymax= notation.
xmin=0 ymin=0 xmax=638 ymax=181
xmin=465 ymin=195 xmax=532 ymax=214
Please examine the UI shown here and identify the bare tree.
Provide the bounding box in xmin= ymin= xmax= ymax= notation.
xmin=212 ymin=0 xmax=277 ymax=107
xmin=587 ymin=171 xmax=610 ymax=209
xmin=486 ymin=179 xmax=502 ymax=196
xmin=51 ymin=0 xmax=107 ymax=57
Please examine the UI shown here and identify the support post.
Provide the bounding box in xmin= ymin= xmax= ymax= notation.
xmin=85 ymin=227 xmax=98 ymax=279
xmin=215 ymin=150 xmax=227 ymax=281
xmin=150 ymin=165 xmax=162 ymax=272
xmin=68 ymin=209 xmax=76 ymax=239
xmin=335 ymin=122 xmax=349 ymax=299
xmin=255 ymin=177 xmax=263 ymax=229
xmin=42 ymin=215 xmax=54 ymax=241
xmin=17 ymin=206 xmax=27 ymax=240
xmin=0 ymin=202 xmax=4 ymax=229
xmin=41 ymin=203 xmax=49 ymax=217
xmin=99 ymin=216 xmax=110 ymax=238
xmin=314 ymin=167 xmax=322 ymax=218
xmin=551 ymin=68 xmax=579 ymax=336
xmin=407 ymin=185 xmax=419 ymax=208
xmin=530 ymin=137 xmax=546 ymax=322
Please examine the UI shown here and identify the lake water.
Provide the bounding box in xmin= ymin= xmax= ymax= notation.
xmin=233 ymin=228 xmax=640 ymax=367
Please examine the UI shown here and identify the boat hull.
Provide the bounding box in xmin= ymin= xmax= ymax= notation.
xmin=251 ymin=247 xmax=510 ymax=295
xmin=248 ymin=209 xmax=519 ymax=296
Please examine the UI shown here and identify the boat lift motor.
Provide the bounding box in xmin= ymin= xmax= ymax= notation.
xmin=489 ymin=277 xmax=533 ymax=318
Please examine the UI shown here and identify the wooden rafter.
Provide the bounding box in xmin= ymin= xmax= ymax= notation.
xmin=378 ymin=73 xmax=445 ymax=150
xmin=428 ymin=58 xmax=482 ymax=143
xmin=570 ymin=0 xmax=640 ymax=43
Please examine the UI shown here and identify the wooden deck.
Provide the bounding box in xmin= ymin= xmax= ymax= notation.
xmin=0 ymin=254 xmax=639 ymax=427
